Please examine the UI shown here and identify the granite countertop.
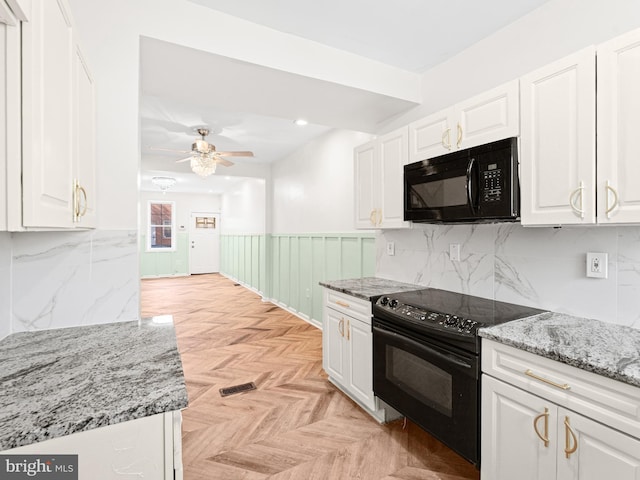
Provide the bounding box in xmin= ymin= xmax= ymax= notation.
xmin=0 ymin=317 xmax=189 ymax=450
xmin=479 ymin=312 xmax=640 ymax=389
xmin=319 ymin=277 xmax=422 ymax=301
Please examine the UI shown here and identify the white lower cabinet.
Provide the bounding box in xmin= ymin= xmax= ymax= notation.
xmin=481 ymin=340 xmax=640 ymax=480
xmin=482 ymin=375 xmax=640 ymax=480
xmin=2 ymin=411 xmax=184 ymax=479
xmin=322 ymin=288 xmax=397 ymax=422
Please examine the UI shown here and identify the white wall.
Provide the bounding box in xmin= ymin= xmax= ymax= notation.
xmin=272 ymin=129 xmax=373 ymax=234
xmin=381 ymin=0 xmax=640 ymax=133
xmin=221 ymin=178 xmax=267 ymax=235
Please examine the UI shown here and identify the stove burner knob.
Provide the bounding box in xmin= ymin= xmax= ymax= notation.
xmin=379 ymin=296 xmax=389 ymax=306
xmin=419 ymin=314 xmax=426 ymax=321
xmin=463 ymin=320 xmax=477 ymax=332
xmin=389 ymin=299 xmax=399 ymax=308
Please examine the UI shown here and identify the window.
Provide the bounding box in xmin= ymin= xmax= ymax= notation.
xmin=148 ymin=201 xmax=175 ymax=250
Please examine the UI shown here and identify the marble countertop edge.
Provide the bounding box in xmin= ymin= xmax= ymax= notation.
xmin=479 ymin=312 xmax=640 ymax=389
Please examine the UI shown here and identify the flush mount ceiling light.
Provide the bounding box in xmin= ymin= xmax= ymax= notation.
xmin=151 ymin=176 xmax=177 ymax=193
xmin=294 ymin=118 xmax=308 ymax=126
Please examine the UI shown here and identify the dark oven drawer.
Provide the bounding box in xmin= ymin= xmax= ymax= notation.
xmin=372 ymin=318 xmax=479 ymax=465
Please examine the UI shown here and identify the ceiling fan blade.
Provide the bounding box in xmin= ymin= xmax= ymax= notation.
xmin=215 ymin=151 xmax=254 ymax=157
xmin=175 ymin=156 xmax=193 ymax=163
xmin=215 ymin=157 xmax=234 ymax=167
xmin=149 ymin=146 xmax=191 ymax=154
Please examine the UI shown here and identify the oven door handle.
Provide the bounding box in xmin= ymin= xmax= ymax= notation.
xmin=373 ymin=325 xmax=473 ymax=370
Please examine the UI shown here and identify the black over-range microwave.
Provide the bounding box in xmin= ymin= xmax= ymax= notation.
xmin=404 ymin=137 xmax=519 ymax=223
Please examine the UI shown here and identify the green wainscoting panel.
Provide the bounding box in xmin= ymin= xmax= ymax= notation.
xmin=221 ymin=233 xmax=375 ymax=327
xmin=140 ymin=232 xmax=189 ymax=277
xmin=220 ymin=234 xmax=267 ymax=295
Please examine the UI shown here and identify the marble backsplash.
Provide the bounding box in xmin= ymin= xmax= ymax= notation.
xmin=0 ymin=233 xmax=11 ymax=340
xmin=2 ymin=230 xmax=139 ymax=334
xmin=377 ymin=223 xmax=640 ymax=329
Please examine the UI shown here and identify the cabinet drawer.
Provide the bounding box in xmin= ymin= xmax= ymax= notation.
xmin=482 ymin=339 xmax=640 ymax=439
xmin=323 ymin=289 xmax=371 ymax=324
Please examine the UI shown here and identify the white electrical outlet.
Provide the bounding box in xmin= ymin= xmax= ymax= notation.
xmin=450 ymin=244 xmax=460 ymax=262
xmin=586 ymin=252 xmax=608 ymax=279
xmin=386 ymin=242 xmax=395 ymax=256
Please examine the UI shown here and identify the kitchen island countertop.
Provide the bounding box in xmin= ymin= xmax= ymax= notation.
xmin=479 ymin=312 xmax=640 ymax=389
xmin=0 ymin=317 xmax=188 ymax=451
xmin=319 ymin=277 xmax=422 ymax=301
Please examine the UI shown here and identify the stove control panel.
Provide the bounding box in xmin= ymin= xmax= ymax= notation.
xmin=376 ymin=296 xmax=480 ymax=335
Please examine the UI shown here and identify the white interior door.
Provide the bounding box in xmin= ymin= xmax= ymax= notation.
xmin=189 ymin=212 xmax=220 ymax=274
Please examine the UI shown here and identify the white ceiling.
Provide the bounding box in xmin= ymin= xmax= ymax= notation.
xmin=140 ymin=0 xmax=551 ymax=194
xmin=187 ymin=0 xmax=552 ymax=73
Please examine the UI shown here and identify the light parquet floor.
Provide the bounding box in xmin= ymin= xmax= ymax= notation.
xmin=141 ymin=274 xmax=480 ymax=480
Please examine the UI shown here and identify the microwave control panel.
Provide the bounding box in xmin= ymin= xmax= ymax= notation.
xmin=482 ymin=163 xmax=502 ymax=203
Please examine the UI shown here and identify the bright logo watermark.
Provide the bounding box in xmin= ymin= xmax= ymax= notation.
xmin=0 ymin=455 xmax=77 ymax=479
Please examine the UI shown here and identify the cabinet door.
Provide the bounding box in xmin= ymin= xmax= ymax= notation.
xmin=481 ymin=375 xmax=557 ymax=480
xmin=378 ymin=127 xmax=409 ymax=229
xmin=408 ymin=108 xmax=452 ymax=162
xmin=456 ymin=80 xmax=519 ymax=150
xmin=73 ymin=45 xmax=96 ymax=227
xmin=520 ymin=47 xmax=596 ymax=226
xmin=556 ymin=408 xmax=640 ymax=480
xmin=354 ymin=140 xmax=378 ymax=229
xmin=597 ymin=28 xmax=640 ymax=224
xmin=0 ymin=2 xmax=16 ymax=231
xmin=21 ymin=0 xmax=75 ymax=228
xmin=346 ymin=316 xmax=375 ymax=411
xmin=5 ymin=413 xmax=170 ymax=479
xmin=323 ymin=307 xmax=346 ymax=384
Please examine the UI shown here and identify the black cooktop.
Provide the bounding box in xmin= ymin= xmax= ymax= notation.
xmin=372 ymin=288 xmax=544 ymax=354
xmin=379 ymin=288 xmax=544 ymax=328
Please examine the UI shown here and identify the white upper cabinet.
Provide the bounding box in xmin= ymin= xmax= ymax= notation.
xmin=0 ymin=1 xmax=20 ymax=231
xmin=378 ymin=127 xmax=409 ymax=228
xmin=597 ymin=28 xmax=640 ymax=224
xmin=409 ymin=80 xmax=519 ymax=163
xmin=455 ymin=80 xmax=519 ymax=150
xmin=408 ymin=109 xmax=450 ymax=162
xmin=354 ymin=127 xmax=410 ymax=229
xmin=21 ymin=0 xmax=75 ymax=228
xmin=519 ymin=47 xmax=597 ymax=226
xmin=73 ymin=46 xmax=96 ymax=227
xmin=354 ymin=140 xmax=377 ymax=228
xmin=8 ymin=0 xmax=96 ymax=230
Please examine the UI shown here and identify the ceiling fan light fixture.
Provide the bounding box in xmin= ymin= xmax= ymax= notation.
xmin=190 ymin=155 xmax=217 ymax=177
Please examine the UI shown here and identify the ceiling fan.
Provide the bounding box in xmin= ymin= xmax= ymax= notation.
xmin=150 ymin=127 xmax=254 ymax=177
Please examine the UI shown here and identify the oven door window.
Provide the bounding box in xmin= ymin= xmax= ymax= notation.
xmin=387 ymin=346 xmax=453 ymax=416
